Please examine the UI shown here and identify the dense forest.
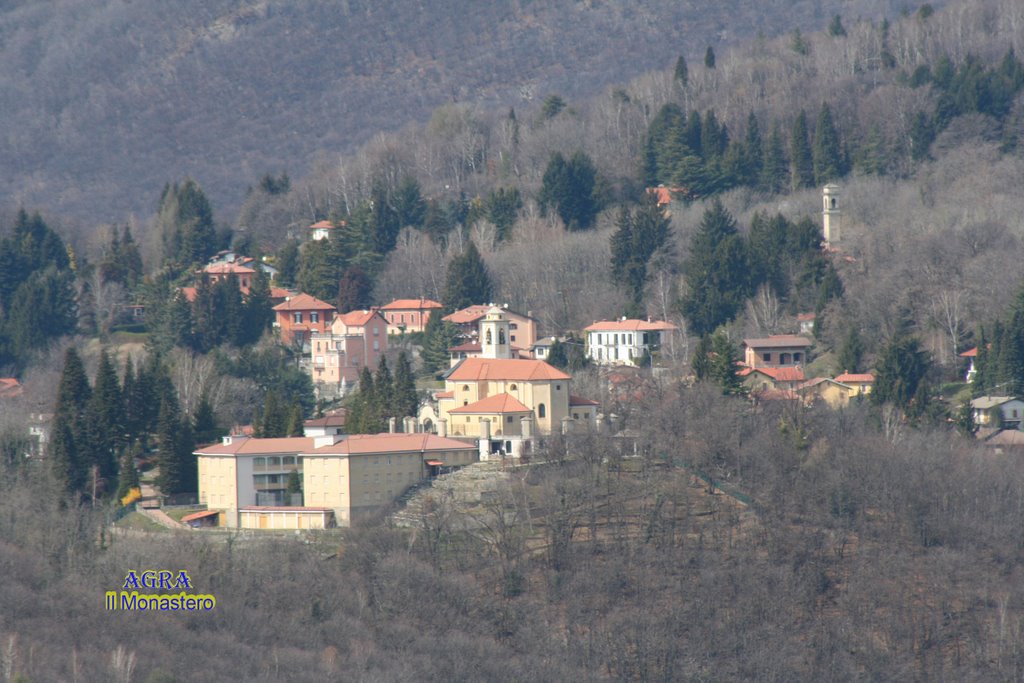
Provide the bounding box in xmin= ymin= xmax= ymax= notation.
xmin=0 ymin=0 xmax=936 ymax=223
xmin=5 ymin=0 xmax=1024 ymax=679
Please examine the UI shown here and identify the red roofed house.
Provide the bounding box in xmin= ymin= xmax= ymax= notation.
xmin=834 ymin=372 xmax=875 ymax=396
xmin=584 ymin=318 xmax=679 ymax=366
xmin=743 ymin=335 xmax=812 ymax=369
xmin=273 ymin=293 xmax=336 ymax=347
xmin=308 ymin=309 xmax=388 ymax=396
xmin=202 ymin=262 xmax=256 ymax=292
xmin=0 ymin=378 xmax=24 ymax=399
xmin=435 ymin=307 xmax=597 ymax=454
xmin=379 ymin=298 xmax=443 ymax=335
xmin=797 ymin=377 xmax=857 ymax=408
xmin=739 ymin=366 xmax=806 ymax=393
xmin=195 ymin=432 xmax=478 ymax=527
xmin=960 ymin=347 xmax=978 ymax=383
xmin=444 ymin=304 xmax=538 ymax=352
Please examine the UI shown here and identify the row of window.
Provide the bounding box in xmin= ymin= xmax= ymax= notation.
xmin=253 ymin=456 xmax=298 ymax=468
xmin=761 ymin=351 xmax=803 ymax=364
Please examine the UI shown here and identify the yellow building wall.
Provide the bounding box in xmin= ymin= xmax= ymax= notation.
xmin=440 ymin=379 xmax=570 ymax=435
xmin=198 ymin=456 xmax=238 ymax=511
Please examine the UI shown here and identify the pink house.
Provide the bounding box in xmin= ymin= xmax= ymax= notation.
xmin=379 ymin=298 xmax=443 ymax=335
xmin=309 ymin=309 xmax=389 ymax=394
xmin=273 ymin=293 xmax=336 ymax=347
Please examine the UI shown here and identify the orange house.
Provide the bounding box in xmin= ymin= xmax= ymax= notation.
xmin=379 ymin=298 xmax=443 ymax=335
xmin=273 ymin=293 xmax=336 ymax=347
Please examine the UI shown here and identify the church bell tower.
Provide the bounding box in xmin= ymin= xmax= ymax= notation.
xmin=480 ymin=306 xmax=513 ymax=359
xmin=823 ymin=184 xmax=841 ymax=246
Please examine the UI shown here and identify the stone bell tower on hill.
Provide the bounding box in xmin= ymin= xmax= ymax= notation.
xmin=823 ymin=184 xmax=840 ymax=246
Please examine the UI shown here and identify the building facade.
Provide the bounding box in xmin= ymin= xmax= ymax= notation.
xmin=273 ymin=293 xmax=336 ymax=347
xmin=308 ymin=309 xmax=388 ymax=396
xmin=379 ymin=298 xmax=443 ymax=335
xmin=584 ymin=319 xmax=678 ymax=366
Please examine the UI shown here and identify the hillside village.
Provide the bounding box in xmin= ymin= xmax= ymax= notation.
xmin=7 ymin=0 xmax=1024 ymax=679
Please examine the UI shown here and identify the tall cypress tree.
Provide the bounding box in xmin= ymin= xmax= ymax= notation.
xmin=790 ymin=111 xmax=814 ymax=190
xmin=374 ymin=356 xmax=395 ymax=426
xmin=393 ymin=351 xmax=419 ymax=420
xmin=674 ymin=55 xmax=689 ymax=85
xmin=85 ymin=349 xmax=122 ymax=484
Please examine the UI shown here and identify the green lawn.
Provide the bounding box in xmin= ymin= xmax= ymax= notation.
xmin=114 ymin=511 xmax=168 ymax=532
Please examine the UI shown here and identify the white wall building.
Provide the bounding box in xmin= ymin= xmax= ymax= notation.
xmin=583 ymin=319 xmax=678 ymax=366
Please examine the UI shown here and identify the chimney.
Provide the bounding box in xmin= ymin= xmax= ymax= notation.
xmin=388 ymin=417 xmax=397 ymax=434
xmin=438 ymin=418 xmax=448 ymax=438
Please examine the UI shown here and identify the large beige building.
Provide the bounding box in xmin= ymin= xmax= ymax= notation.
xmin=196 ymin=432 xmax=477 ymax=528
xmin=436 ymin=307 xmax=598 ymax=454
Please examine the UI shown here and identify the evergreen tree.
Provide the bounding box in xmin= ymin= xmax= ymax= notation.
xmin=49 ymin=419 xmax=82 ymax=496
xmin=422 ymin=312 xmax=460 ymax=377
xmin=610 ymin=196 xmax=671 ymax=307
xmin=393 ymin=351 xmax=419 ymax=419
xmin=370 ymin=178 xmax=402 ymax=254
xmin=346 ymin=367 xmax=383 ymax=434
xmin=337 ymin=265 xmax=374 ymax=313
xmin=538 ymin=151 xmax=601 ymax=231
xmin=742 ymin=112 xmax=764 ymax=185
xmin=276 ymin=239 xmax=301 ymax=287
xmin=674 ymin=55 xmax=689 ymax=85
xmin=828 ymin=14 xmax=847 ymax=37
xmin=679 ymin=200 xmax=751 ymax=336
xmin=296 ymin=238 xmax=342 ymax=303
xmin=873 ymin=331 xmax=931 ymax=411
xmin=704 ymin=46 xmax=716 ymax=69
xmin=85 ymin=349 xmax=123 ymax=483
xmin=812 ymin=103 xmax=845 ymax=184
xmin=374 ymin=356 xmax=395 ymax=427
xmin=258 ymin=390 xmax=289 ymax=438
xmin=709 ymin=331 xmax=743 ymax=394
xmin=157 ymin=178 xmax=218 ymax=268
xmin=760 ymin=123 xmax=789 ymax=193
xmin=790 ymin=111 xmax=814 ymax=190
xmin=443 ymin=241 xmax=493 ymax=312
xmin=286 ymin=403 xmax=304 ymax=437
xmin=241 ymin=266 xmax=273 ymax=345
xmin=791 ymin=29 xmax=810 ymax=55
xmin=394 ymin=176 xmax=427 ymax=229
xmin=156 ymin=390 xmax=196 ymax=495
xmin=547 ymin=339 xmax=569 ymax=369
xmin=909 ymin=111 xmax=935 ymax=162
xmin=691 ymin=335 xmax=712 ymax=380
xmin=286 ymin=469 xmax=302 ymax=499
xmin=484 ymin=187 xmax=523 ymax=241
xmin=192 ymin=391 xmax=221 ymax=445
xmin=837 ymin=327 xmax=865 ymax=374
xmin=115 ymin=447 xmax=140 ymax=502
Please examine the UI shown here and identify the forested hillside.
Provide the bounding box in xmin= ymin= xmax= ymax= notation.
xmin=1 ymin=0 xmax=924 ymax=224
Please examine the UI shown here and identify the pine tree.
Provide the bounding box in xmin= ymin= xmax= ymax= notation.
xmin=760 ymin=123 xmax=789 ymax=193
xmin=790 ymin=111 xmax=814 ymax=190
xmin=674 ymin=55 xmax=689 ymax=86
xmin=484 ymin=187 xmax=522 ymax=241
xmin=679 ymin=200 xmax=751 ymax=336
xmin=374 ymin=356 xmax=395 ymax=426
xmin=337 ymin=265 xmax=374 ymax=313
xmin=812 ymin=102 xmax=845 ymax=184
xmin=394 ymin=176 xmax=427 ymax=229
xmin=421 ymin=312 xmax=460 ymax=377
xmin=115 ymin=446 xmax=141 ymax=502
xmin=192 ymin=391 xmax=221 ymax=445
xmin=538 ymin=151 xmax=601 ymax=231
xmin=709 ymin=332 xmax=743 ymax=394
xmin=49 ymin=419 xmax=82 ymax=496
xmin=85 ymin=349 xmax=123 ymax=483
xmin=393 ymin=351 xmax=419 ymax=419
xmin=276 ymin=239 xmax=301 ymax=287
xmin=259 ymin=390 xmax=289 ymax=438
xmin=156 ymin=390 xmax=196 ymax=496
xmin=443 ymin=241 xmax=493 ymax=312
xmin=547 ymin=339 xmax=569 ymax=369
xmin=157 ymin=178 xmax=218 ymax=268
xmin=286 ymin=403 xmax=304 ymax=436
xmin=828 ymin=14 xmax=847 ymax=37
xmin=691 ymin=335 xmax=712 ymax=380
xmin=837 ymin=327 xmax=865 ymax=374
xmin=873 ymin=331 xmax=931 ymax=410
xmin=241 ymin=266 xmax=273 ymax=345
xmin=704 ymin=46 xmax=716 ymax=69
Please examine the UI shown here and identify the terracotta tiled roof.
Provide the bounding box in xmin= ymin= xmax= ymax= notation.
xmin=569 ymin=395 xmax=599 ymax=406
xmin=449 ymin=393 xmax=533 ymax=414
xmin=309 ymin=220 xmax=336 ymax=229
xmin=797 ymin=377 xmax=850 ymax=390
xmin=834 ymin=372 xmax=875 ymax=384
xmin=269 ymin=287 xmax=294 ymax=299
xmin=960 ymin=347 xmax=978 ymax=358
xmin=743 ymin=335 xmax=812 ymax=349
xmin=195 ymin=436 xmax=316 ymax=455
xmin=449 ymin=341 xmax=482 ymax=353
xmin=203 ymin=262 xmax=255 ymax=275
xmin=308 ymin=433 xmax=476 ymax=455
xmin=380 ymin=298 xmax=443 ymax=310
xmin=740 ymin=367 xmax=806 ymax=382
xmin=0 ymin=378 xmax=23 ymax=399
xmin=446 ymin=357 xmax=571 ymax=381
xmin=647 ymin=186 xmax=673 ymax=206
xmin=444 ymin=304 xmax=535 ymax=324
xmin=435 ymin=391 xmax=454 ymax=399
xmin=181 ymin=510 xmax=219 ymax=522
xmin=181 ymin=286 xmax=198 ymax=302
xmin=584 ymin=319 xmax=678 ymax=332
xmin=336 ymin=309 xmax=382 ymax=326
xmin=303 ymin=414 xmax=346 ymax=428
xmin=796 ymin=312 xmax=816 ymax=322
xmin=273 ymin=293 xmax=335 ymax=311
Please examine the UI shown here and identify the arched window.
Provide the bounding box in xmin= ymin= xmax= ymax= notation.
xmin=498 ymin=329 xmax=506 ymax=344
xmin=538 ymin=403 xmax=546 ymax=418
xmin=462 ymin=385 xmax=470 ymax=392
xmin=485 ymin=329 xmax=493 ymax=344
xmin=509 ymin=383 xmax=517 ymax=391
